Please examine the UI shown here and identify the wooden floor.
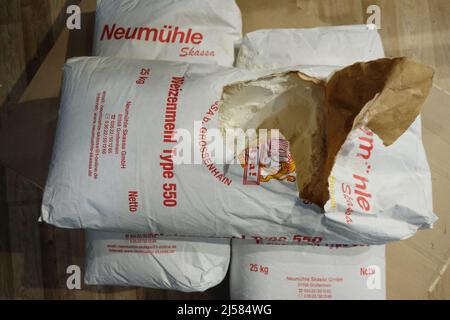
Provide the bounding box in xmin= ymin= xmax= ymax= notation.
xmin=0 ymin=0 xmax=449 ymax=300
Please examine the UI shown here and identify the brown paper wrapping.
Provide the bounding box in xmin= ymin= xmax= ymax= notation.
xmin=255 ymin=58 xmax=434 ymax=207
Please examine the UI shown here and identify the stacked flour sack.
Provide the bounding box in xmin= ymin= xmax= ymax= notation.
xmin=41 ymin=3 xmax=437 ymax=296
xmin=229 ymin=25 xmax=424 ymax=300
xmin=42 ymin=55 xmax=435 ymax=244
xmin=84 ymin=0 xmax=242 ymax=292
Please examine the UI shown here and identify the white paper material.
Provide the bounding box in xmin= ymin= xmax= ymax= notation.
xmin=230 ymin=240 xmax=386 ymax=300
xmin=234 ymin=25 xmax=435 ymax=243
xmin=324 ymin=118 xmax=434 ymax=242
xmin=93 ymin=0 xmax=242 ymax=67
xmin=236 ymin=25 xmax=384 ymax=70
xmin=84 ymin=232 xmax=230 ymax=292
xmin=87 ymin=0 xmax=241 ymax=292
xmin=41 ymin=56 xmax=436 ymax=245
xmin=228 ymin=25 xmax=423 ymax=301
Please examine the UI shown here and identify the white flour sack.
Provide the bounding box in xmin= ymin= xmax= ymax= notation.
xmin=234 ymin=25 xmax=436 ymax=243
xmin=41 ymin=56 xmax=436 ymax=245
xmin=230 ymin=240 xmax=386 ymax=300
xmin=84 ymin=232 xmax=230 ymax=292
xmin=93 ymin=0 xmax=242 ymax=66
xmin=237 ymin=25 xmax=384 ymax=70
xmin=88 ymin=0 xmax=241 ymax=292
